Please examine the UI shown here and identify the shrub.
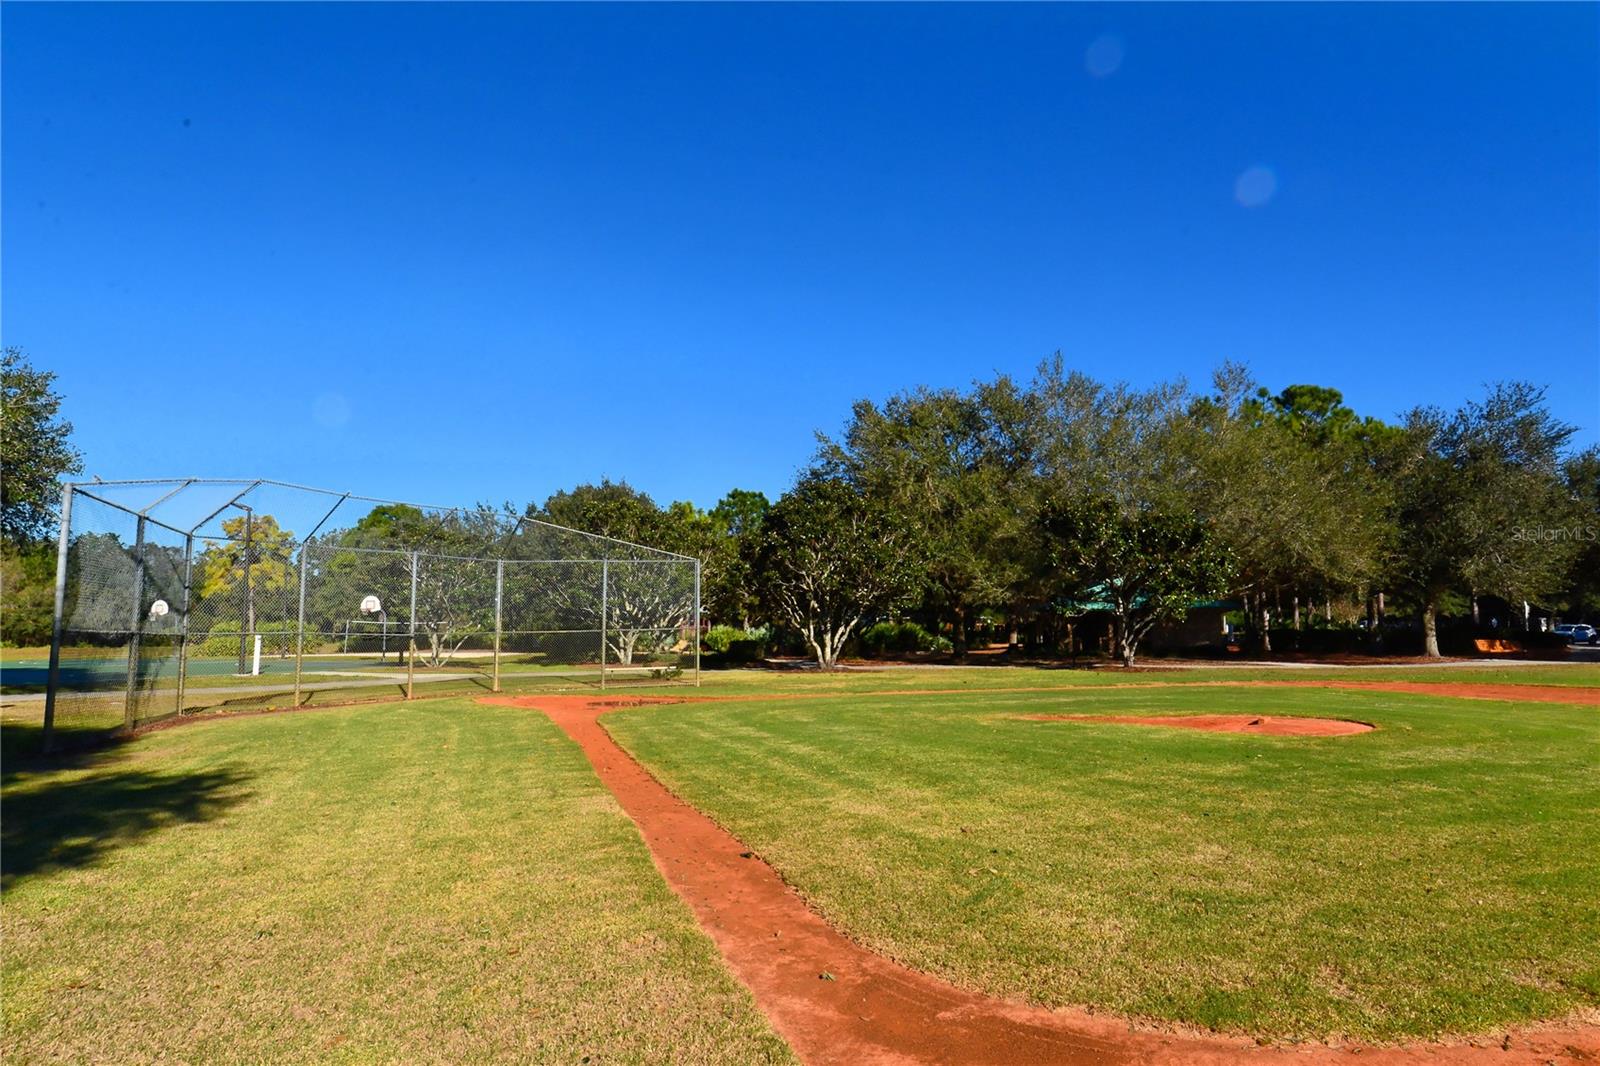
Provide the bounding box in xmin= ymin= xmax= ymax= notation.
xmin=198 ymin=620 xmax=301 ymax=659
xmin=702 ymin=625 xmax=769 ymax=664
xmin=199 ymin=621 xmax=242 ymax=658
xmin=703 ymin=625 xmax=743 ymax=654
xmin=861 ymin=621 xmax=939 ymax=657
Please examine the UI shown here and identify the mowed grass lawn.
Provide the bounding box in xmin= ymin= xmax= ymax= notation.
xmin=2 ymin=699 xmax=794 ymax=1065
xmin=606 ymin=681 xmax=1600 ymax=1043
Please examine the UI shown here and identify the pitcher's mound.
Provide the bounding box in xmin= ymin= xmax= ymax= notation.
xmin=1025 ymin=713 xmax=1373 ymax=736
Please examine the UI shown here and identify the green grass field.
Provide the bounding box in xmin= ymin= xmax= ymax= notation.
xmin=605 ymin=676 xmax=1600 ymax=1042
xmin=4 ymin=666 xmax=1597 ymax=1061
xmin=2 ymin=699 xmax=793 ymax=1065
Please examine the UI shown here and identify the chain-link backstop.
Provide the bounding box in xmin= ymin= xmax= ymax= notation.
xmin=35 ymin=479 xmax=700 ymax=750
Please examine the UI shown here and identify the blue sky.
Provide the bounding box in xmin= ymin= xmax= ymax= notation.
xmin=4 ymin=3 xmax=1596 ymax=511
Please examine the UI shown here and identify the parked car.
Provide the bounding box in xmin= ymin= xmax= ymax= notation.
xmin=1553 ymin=623 xmax=1599 ymax=645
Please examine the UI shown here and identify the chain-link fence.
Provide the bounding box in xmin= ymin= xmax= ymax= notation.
xmin=34 ymin=479 xmax=700 ymax=751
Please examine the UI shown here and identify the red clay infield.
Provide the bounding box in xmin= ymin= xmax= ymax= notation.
xmin=482 ymin=690 xmax=1599 ymax=1065
xmin=1021 ymin=713 xmax=1374 ymax=736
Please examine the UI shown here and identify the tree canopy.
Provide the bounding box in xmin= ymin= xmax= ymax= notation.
xmin=1 ymin=347 xmax=82 ymax=543
xmin=747 ymin=476 xmax=924 ymax=668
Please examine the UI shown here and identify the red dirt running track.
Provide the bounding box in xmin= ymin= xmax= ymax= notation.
xmin=482 ymin=691 xmax=1599 ymax=1065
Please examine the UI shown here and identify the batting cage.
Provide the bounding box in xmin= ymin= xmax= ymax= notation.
xmin=36 ymin=479 xmax=700 ymax=750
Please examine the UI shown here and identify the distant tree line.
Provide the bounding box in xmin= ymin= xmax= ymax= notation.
xmin=753 ymin=357 xmax=1595 ymax=666
xmin=4 ymin=347 xmax=1595 ymax=669
xmin=428 ymin=358 xmax=1595 ymax=669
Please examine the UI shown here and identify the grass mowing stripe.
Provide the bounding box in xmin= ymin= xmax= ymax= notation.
xmin=606 ymin=684 xmax=1600 ymax=1042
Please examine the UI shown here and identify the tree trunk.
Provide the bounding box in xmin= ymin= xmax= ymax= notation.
xmin=1119 ymin=617 xmax=1138 ymax=667
xmin=1260 ymin=606 xmax=1273 ymax=655
xmin=805 ymin=630 xmax=827 ymax=669
xmin=811 ymin=625 xmax=841 ymax=670
xmin=1293 ymin=595 xmax=1301 ymax=630
xmin=951 ymin=605 xmax=968 ymax=657
xmin=1422 ymin=597 xmax=1441 ymax=658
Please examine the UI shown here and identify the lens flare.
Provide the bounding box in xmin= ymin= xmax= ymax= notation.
xmin=1234 ymin=166 xmax=1277 ymax=207
xmin=1085 ymin=34 xmax=1124 ymax=78
xmin=313 ymin=392 xmax=351 ymax=428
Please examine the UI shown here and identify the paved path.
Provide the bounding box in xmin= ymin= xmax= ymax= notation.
xmin=0 ymin=673 xmax=484 ymax=705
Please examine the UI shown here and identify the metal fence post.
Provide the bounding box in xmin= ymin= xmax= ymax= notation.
xmin=42 ymin=484 xmax=73 ymax=754
xmin=693 ymin=558 xmax=701 ymax=688
xmin=293 ymin=548 xmax=309 ymax=706
xmin=124 ymin=515 xmax=148 ymax=733
xmin=406 ymin=550 xmax=418 ymax=700
xmin=493 ymin=559 xmax=504 ymax=693
xmin=237 ymin=508 xmax=254 ymax=675
xmin=176 ymin=534 xmax=193 ymax=716
xmin=599 ymin=559 xmax=608 ymax=691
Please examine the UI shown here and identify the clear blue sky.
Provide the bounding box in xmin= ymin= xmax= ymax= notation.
xmin=4 ymin=3 xmax=1596 ymax=511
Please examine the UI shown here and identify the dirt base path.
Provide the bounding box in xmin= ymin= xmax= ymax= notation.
xmin=1261 ymin=680 xmax=1599 ymax=706
xmin=483 ymin=693 xmax=1599 ymax=1066
xmin=1022 ymin=713 xmax=1375 ymax=736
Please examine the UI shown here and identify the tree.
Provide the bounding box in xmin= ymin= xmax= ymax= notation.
xmin=819 ymin=381 xmax=1035 ymax=654
xmin=0 ymin=541 xmax=57 ymax=645
xmin=599 ymin=556 xmax=696 ymax=666
xmin=1390 ymin=384 xmax=1578 ymax=656
xmin=1557 ymin=449 xmax=1600 ymax=620
xmin=1186 ymin=367 xmax=1397 ymax=651
xmin=1 ymin=347 xmax=83 ymax=543
xmin=536 ymin=480 xmax=677 ymax=550
xmin=312 ymin=504 xmax=504 ymax=667
xmin=706 ymin=489 xmax=770 ymax=628
xmin=748 ymin=476 xmax=923 ymax=669
xmin=1042 ymin=496 xmax=1232 ymax=667
xmin=194 ymin=514 xmax=299 ymax=663
xmin=528 ymin=483 xmax=700 ymax=665
xmin=196 ymin=514 xmax=299 ymax=602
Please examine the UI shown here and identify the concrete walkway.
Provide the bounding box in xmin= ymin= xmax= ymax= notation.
xmin=0 ymin=673 xmax=485 ymax=705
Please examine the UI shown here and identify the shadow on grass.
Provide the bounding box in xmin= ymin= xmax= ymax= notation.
xmin=0 ymin=717 xmax=123 ymax=765
xmin=2 ymin=759 xmax=253 ymax=889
